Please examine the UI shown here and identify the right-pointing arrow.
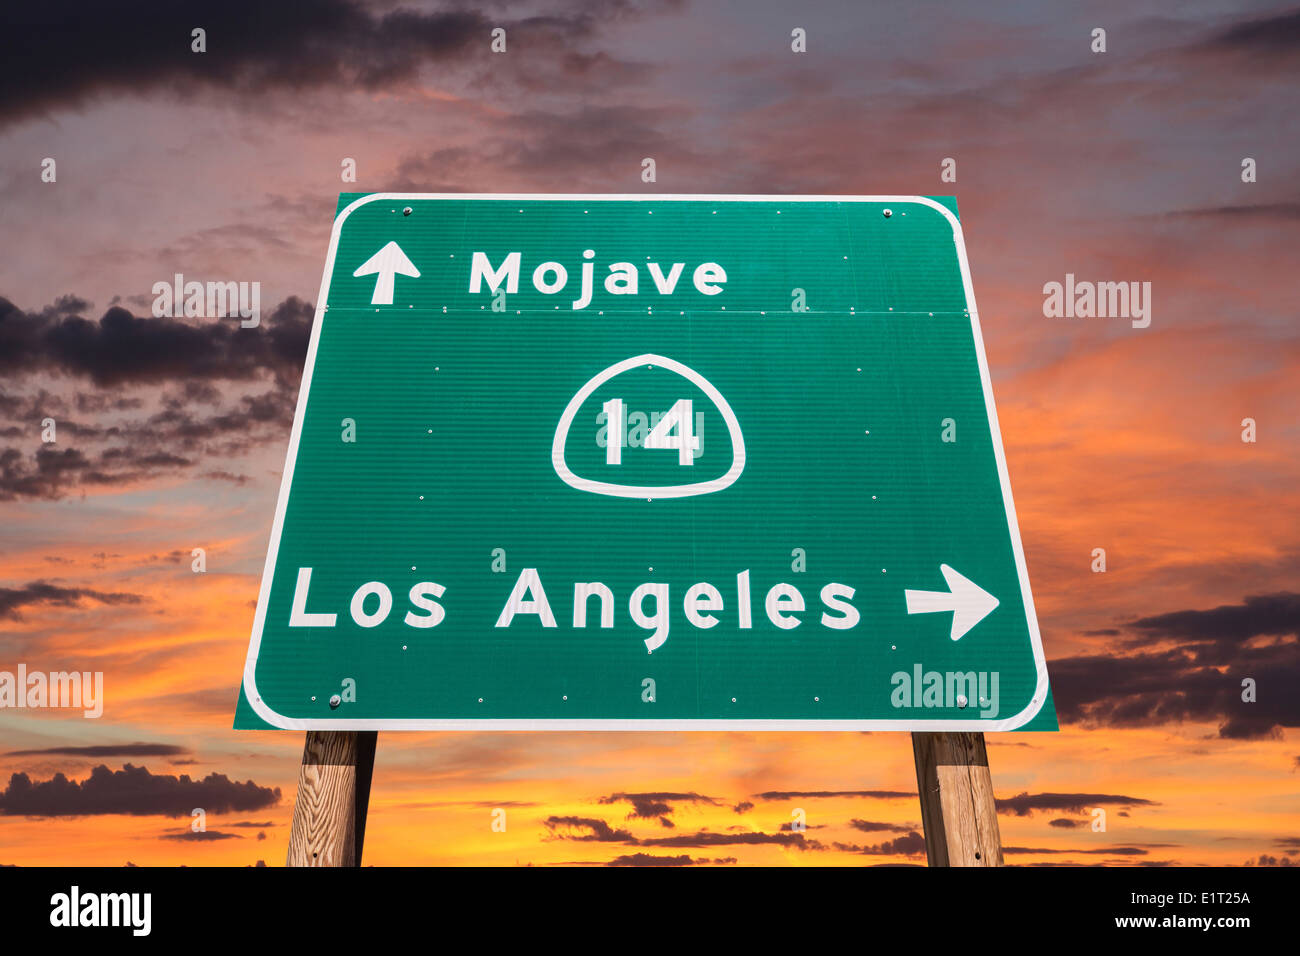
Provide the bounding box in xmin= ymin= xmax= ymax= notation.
xmin=904 ymin=564 xmax=999 ymax=641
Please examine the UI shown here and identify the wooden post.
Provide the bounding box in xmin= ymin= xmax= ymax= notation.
xmin=286 ymin=731 xmax=377 ymax=867
xmin=911 ymin=731 xmax=1003 ymax=866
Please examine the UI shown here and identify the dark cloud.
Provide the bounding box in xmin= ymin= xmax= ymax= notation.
xmin=732 ymin=801 xmax=753 ymax=814
xmin=543 ymin=816 xmax=635 ymax=843
xmin=0 ymin=763 xmax=281 ymax=817
xmin=4 ymin=743 xmax=186 ymax=758
xmin=601 ymin=851 xmax=751 ymax=866
xmin=1053 ymin=592 xmax=1300 ymax=738
xmin=146 ymin=551 xmax=189 ymax=566
xmin=1163 ymin=202 xmax=1300 ymax=222
xmin=1049 ymin=818 xmax=1085 ymax=829
xmin=0 ymin=1 xmax=680 ymax=130
xmin=0 ymin=294 xmax=311 ymax=500
xmin=0 ymin=295 xmax=311 ymax=388
xmin=606 ymin=852 xmax=694 ymax=867
xmin=0 ymin=387 xmax=141 ymax=429
xmin=1131 ymin=592 xmax=1300 ymax=643
xmin=834 ymin=831 xmax=927 ymax=857
xmin=1194 ymin=8 xmax=1300 ymax=58
xmin=0 ymin=2 xmax=597 ymax=127
xmin=201 ymin=470 xmax=253 ymax=485
xmin=848 ymin=819 xmax=916 ymax=834
xmin=544 ymin=815 xmax=820 ymax=850
xmin=996 ymin=792 xmax=1157 ymax=817
xmin=0 ymin=448 xmax=102 ymax=500
xmin=598 ymin=791 xmax=723 ymax=827
xmin=637 ymin=830 xmax=820 ymax=850
xmin=396 ymin=799 xmax=540 ymax=810
xmin=0 ymin=581 xmax=145 ymax=621
xmin=160 ymin=829 xmax=242 ymax=841
xmin=752 ymin=790 xmax=913 ymax=801
xmin=1003 ymin=845 xmax=1148 ymax=856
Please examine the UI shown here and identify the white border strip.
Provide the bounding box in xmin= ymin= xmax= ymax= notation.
xmin=240 ymin=193 xmax=1050 ymax=731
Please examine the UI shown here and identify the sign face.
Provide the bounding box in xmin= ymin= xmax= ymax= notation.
xmin=236 ymin=194 xmax=1056 ymax=731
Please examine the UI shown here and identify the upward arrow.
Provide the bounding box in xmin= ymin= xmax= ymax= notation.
xmin=353 ymin=241 xmax=420 ymax=305
xmin=904 ymin=564 xmax=1000 ymax=641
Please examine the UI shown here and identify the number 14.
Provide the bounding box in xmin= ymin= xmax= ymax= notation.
xmin=602 ymin=399 xmax=699 ymax=466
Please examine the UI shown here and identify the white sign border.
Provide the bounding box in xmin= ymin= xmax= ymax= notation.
xmin=240 ymin=193 xmax=1052 ymax=732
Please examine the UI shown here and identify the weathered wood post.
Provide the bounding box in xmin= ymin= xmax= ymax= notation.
xmin=286 ymin=731 xmax=378 ymax=867
xmin=911 ymin=731 xmax=1003 ymax=866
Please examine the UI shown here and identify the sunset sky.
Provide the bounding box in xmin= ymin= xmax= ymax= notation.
xmin=1 ymin=0 xmax=1297 ymax=866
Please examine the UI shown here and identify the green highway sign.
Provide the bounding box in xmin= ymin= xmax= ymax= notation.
xmin=235 ymin=193 xmax=1056 ymax=732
